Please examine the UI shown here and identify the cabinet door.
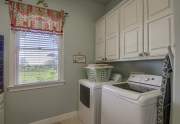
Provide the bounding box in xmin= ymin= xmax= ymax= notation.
xmin=120 ymin=0 xmax=143 ymax=59
xmin=144 ymin=15 xmax=174 ymax=56
xmin=106 ymin=9 xmax=120 ymax=60
xmin=95 ymin=17 xmax=106 ymax=61
xmin=144 ymin=0 xmax=174 ymax=56
xmin=144 ymin=0 xmax=173 ymax=21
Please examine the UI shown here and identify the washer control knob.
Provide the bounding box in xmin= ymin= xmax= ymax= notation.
xmin=145 ymin=78 xmax=150 ymax=81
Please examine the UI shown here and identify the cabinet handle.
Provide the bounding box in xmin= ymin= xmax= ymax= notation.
xmin=139 ymin=53 xmax=143 ymax=57
xmin=144 ymin=52 xmax=150 ymax=56
xmin=102 ymin=58 xmax=107 ymax=61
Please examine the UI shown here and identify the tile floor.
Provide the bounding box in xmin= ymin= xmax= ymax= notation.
xmin=53 ymin=116 xmax=83 ymax=124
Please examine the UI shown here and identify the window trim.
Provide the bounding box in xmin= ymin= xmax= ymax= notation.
xmin=8 ymin=80 xmax=66 ymax=92
xmin=8 ymin=30 xmax=65 ymax=91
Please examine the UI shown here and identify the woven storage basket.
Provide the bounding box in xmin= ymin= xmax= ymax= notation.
xmin=85 ymin=64 xmax=113 ymax=82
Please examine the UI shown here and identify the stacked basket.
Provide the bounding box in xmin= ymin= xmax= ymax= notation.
xmin=85 ymin=64 xmax=113 ymax=82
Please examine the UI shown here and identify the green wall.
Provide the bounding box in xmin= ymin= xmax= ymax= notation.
xmin=172 ymin=0 xmax=180 ymax=123
xmin=105 ymin=0 xmax=123 ymax=12
xmin=0 ymin=0 xmax=105 ymax=124
xmin=111 ymin=60 xmax=163 ymax=80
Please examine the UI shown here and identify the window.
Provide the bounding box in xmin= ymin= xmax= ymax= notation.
xmin=15 ymin=31 xmax=63 ymax=85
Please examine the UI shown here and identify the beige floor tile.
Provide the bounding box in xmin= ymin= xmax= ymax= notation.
xmin=53 ymin=117 xmax=83 ymax=124
xmin=52 ymin=122 xmax=62 ymax=124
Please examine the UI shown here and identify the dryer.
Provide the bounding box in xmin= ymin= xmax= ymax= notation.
xmin=78 ymin=79 xmax=116 ymax=124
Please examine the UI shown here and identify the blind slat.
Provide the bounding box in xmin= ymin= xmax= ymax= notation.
xmin=16 ymin=31 xmax=60 ymax=84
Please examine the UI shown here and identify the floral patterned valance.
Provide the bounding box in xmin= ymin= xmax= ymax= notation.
xmin=8 ymin=0 xmax=64 ymax=34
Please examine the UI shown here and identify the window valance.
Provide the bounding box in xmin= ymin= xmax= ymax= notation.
xmin=8 ymin=0 xmax=64 ymax=34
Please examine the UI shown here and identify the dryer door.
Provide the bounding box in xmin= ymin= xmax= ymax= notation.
xmin=80 ymin=84 xmax=90 ymax=108
xmin=79 ymin=84 xmax=91 ymax=124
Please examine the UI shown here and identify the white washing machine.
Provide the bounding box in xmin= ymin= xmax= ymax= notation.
xmin=78 ymin=79 xmax=116 ymax=124
xmin=0 ymin=93 xmax=4 ymax=124
xmin=101 ymin=74 xmax=162 ymax=124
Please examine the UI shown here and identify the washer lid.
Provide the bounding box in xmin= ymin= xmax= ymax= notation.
xmin=103 ymin=85 xmax=141 ymax=100
xmin=113 ymin=83 xmax=155 ymax=93
xmin=103 ymin=84 xmax=160 ymax=101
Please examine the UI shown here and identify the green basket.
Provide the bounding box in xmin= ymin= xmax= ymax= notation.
xmin=86 ymin=68 xmax=113 ymax=82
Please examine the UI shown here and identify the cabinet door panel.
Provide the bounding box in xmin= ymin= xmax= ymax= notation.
xmin=106 ymin=35 xmax=119 ymax=60
xmin=144 ymin=0 xmax=173 ymax=21
xmin=144 ymin=0 xmax=174 ymax=57
xmin=96 ymin=42 xmax=105 ymax=61
xmin=106 ymin=9 xmax=119 ymax=60
xmin=95 ymin=17 xmax=106 ymax=61
xmin=146 ymin=16 xmax=174 ymax=56
xmin=120 ymin=0 xmax=143 ymax=59
xmin=125 ymin=29 xmax=139 ymax=54
xmin=106 ymin=10 xmax=119 ymax=37
xmin=122 ymin=28 xmax=142 ymax=58
xmin=148 ymin=0 xmax=169 ymax=15
xmin=123 ymin=0 xmax=138 ymax=29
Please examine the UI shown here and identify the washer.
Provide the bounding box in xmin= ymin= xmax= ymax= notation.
xmin=101 ymin=74 xmax=162 ymax=124
xmin=78 ymin=79 xmax=116 ymax=124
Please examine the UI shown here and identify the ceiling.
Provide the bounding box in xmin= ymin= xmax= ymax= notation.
xmin=93 ymin=0 xmax=112 ymax=5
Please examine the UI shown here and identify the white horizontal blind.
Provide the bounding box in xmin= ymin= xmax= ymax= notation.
xmin=16 ymin=31 xmax=60 ymax=84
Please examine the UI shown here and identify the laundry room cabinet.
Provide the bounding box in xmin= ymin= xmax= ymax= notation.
xmin=144 ymin=0 xmax=174 ymax=57
xmin=95 ymin=16 xmax=106 ymax=61
xmin=95 ymin=8 xmax=120 ymax=62
xmin=120 ymin=0 xmax=143 ymax=59
xmin=105 ymin=8 xmax=120 ymax=60
xmin=95 ymin=0 xmax=174 ymax=62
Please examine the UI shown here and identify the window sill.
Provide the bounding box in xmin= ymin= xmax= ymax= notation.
xmin=7 ymin=80 xmax=66 ymax=92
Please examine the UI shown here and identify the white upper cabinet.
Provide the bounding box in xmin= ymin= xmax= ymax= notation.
xmin=144 ymin=0 xmax=173 ymax=20
xmin=120 ymin=0 xmax=143 ymax=59
xmin=95 ymin=0 xmax=174 ymax=61
xmin=144 ymin=0 xmax=174 ymax=57
xmin=106 ymin=8 xmax=120 ymax=60
xmin=95 ymin=16 xmax=106 ymax=61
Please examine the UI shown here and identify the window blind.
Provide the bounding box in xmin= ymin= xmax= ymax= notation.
xmin=16 ymin=31 xmax=60 ymax=84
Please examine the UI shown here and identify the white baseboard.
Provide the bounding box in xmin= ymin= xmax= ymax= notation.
xmin=30 ymin=111 xmax=77 ymax=124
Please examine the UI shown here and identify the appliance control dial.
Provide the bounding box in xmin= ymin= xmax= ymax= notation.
xmin=145 ymin=78 xmax=150 ymax=81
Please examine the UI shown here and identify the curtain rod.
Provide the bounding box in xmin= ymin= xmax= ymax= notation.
xmin=4 ymin=0 xmax=69 ymax=16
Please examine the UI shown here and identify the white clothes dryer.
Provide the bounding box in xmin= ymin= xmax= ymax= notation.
xmin=78 ymin=79 xmax=116 ymax=124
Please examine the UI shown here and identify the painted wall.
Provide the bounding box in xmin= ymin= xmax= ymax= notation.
xmin=105 ymin=0 xmax=122 ymax=12
xmin=172 ymin=0 xmax=180 ymax=123
xmin=0 ymin=0 xmax=105 ymax=124
xmin=111 ymin=60 xmax=163 ymax=80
